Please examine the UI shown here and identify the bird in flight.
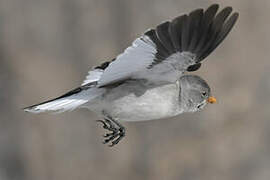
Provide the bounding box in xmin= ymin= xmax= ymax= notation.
xmin=24 ymin=4 xmax=239 ymax=147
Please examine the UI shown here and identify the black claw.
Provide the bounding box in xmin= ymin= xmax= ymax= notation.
xmin=111 ymin=130 xmax=125 ymax=146
xmin=104 ymin=133 xmax=119 ymax=144
xmin=110 ymin=138 xmax=121 ymax=147
xmin=96 ymin=118 xmax=126 ymax=147
xmin=103 ymin=132 xmax=114 ymax=137
xmin=109 ymin=143 xmax=115 ymax=147
xmin=96 ymin=120 xmax=108 ymax=129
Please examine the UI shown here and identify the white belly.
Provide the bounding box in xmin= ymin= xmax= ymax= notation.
xmin=97 ymin=82 xmax=182 ymax=121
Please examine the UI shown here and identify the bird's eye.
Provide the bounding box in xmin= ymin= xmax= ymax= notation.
xmin=201 ymin=91 xmax=207 ymax=97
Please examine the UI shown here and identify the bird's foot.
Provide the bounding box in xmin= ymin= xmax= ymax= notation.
xmin=96 ymin=118 xmax=125 ymax=147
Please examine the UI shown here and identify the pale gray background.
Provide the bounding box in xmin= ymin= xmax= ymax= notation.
xmin=0 ymin=0 xmax=269 ymax=180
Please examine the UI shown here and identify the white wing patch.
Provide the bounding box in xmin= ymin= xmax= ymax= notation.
xmin=98 ymin=35 xmax=157 ymax=87
xmin=82 ymin=69 xmax=103 ymax=86
xmin=97 ymin=34 xmax=196 ymax=87
xmin=135 ymin=52 xmax=194 ymax=83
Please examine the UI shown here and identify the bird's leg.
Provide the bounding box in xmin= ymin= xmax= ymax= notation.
xmin=96 ymin=116 xmax=125 ymax=147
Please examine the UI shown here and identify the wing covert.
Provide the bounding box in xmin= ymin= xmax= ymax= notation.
xmin=97 ymin=4 xmax=238 ymax=87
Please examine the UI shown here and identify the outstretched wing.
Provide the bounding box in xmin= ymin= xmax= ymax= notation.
xmin=97 ymin=4 xmax=238 ymax=87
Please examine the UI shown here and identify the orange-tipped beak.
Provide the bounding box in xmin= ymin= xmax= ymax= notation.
xmin=207 ymin=96 xmax=217 ymax=104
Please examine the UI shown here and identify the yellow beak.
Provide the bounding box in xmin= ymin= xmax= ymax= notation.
xmin=207 ymin=96 xmax=217 ymax=104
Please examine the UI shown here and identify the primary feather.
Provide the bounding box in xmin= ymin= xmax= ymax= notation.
xmin=97 ymin=4 xmax=238 ymax=87
xmin=24 ymin=4 xmax=238 ymax=114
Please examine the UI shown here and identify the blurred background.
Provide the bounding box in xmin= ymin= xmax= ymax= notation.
xmin=0 ymin=0 xmax=269 ymax=179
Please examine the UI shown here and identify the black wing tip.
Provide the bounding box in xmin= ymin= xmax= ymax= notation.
xmin=143 ymin=4 xmax=238 ymax=67
xmin=232 ymin=12 xmax=240 ymax=20
xmin=144 ymin=28 xmax=155 ymax=35
xmin=223 ymin=6 xmax=233 ymax=11
xmin=187 ymin=4 xmax=238 ymax=62
xmin=209 ymin=4 xmax=219 ymax=8
xmin=189 ymin=8 xmax=204 ymax=16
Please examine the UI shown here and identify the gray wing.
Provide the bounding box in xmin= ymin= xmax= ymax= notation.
xmin=97 ymin=4 xmax=239 ymax=87
xmin=81 ymin=69 xmax=103 ymax=86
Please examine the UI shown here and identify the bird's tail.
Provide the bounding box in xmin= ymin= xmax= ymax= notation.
xmin=24 ymin=84 xmax=104 ymax=113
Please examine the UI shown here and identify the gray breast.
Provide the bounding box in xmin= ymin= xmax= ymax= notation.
xmin=99 ymin=81 xmax=183 ymax=122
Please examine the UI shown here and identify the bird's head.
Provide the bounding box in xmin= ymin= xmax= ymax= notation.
xmin=179 ymin=75 xmax=216 ymax=112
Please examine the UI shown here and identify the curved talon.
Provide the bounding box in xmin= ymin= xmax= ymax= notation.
xmin=109 ymin=143 xmax=115 ymax=147
xmin=110 ymin=139 xmax=120 ymax=147
xmin=103 ymin=134 xmax=116 ymax=144
xmin=96 ymin=120 xmax=107 ymax=128
xmin=107 ymin=128 xmax=125 ymax=147
xmin=104 ymin=133 xmax=119 ymax=144
xmin=110 ymin=131 xmax=125 ymax=146
xmin=96 ymin=117 xmax=126 ymax=147
xmin=103 ymin=132 xmax=114 ymax=137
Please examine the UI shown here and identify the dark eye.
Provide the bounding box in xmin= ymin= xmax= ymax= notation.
xmin=201 ymin=91 xmax=207 ymax=97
